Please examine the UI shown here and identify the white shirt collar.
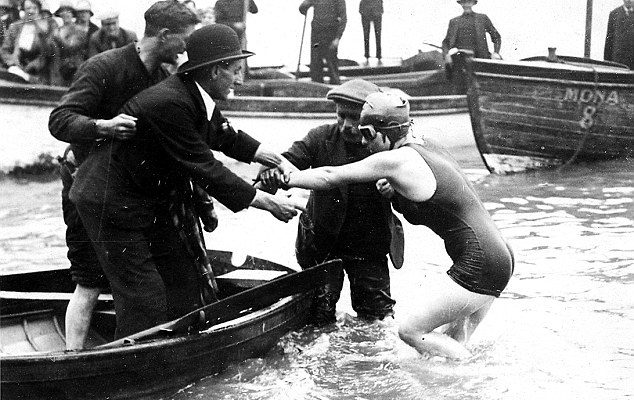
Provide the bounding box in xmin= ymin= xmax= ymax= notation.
xmin=194 ymin=81 xmax=216 ymax=121
xmin=624 ymin=5 xmax=633 ymax=14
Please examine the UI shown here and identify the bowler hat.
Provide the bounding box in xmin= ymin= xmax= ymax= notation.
xmin=178 ymin=24 xmax=254 ymax=74
xmin=326 ymin=79 xmax=380 ymax=105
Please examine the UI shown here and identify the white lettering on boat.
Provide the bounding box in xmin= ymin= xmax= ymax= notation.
xmin=564 ymin=88 xmax=619 ymax=105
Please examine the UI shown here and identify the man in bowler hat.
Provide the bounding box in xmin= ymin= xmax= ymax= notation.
xmin=70 ymin=24 xmax=305 ymax=339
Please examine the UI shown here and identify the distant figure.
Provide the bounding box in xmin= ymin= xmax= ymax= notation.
xmin=88 ymin=8 xmax=137 ymax=58
xmin=604 ymin=0 xmax=634 ymax=69
xmin=50 ymin=1 xmax=90 ymax=86
xmin=442 ymin=0 xmax=501 ymax=93
xmin=214 ymin=0 xmax=257 ymax=45
xmin=0 ymin=0 xmax=58 ymax=84
xmin=359 ymin=0 xmax=383 ymax=65
xmin=299 ymin=0 xmax=347 ymax=85
xmin=74 ymin=0 xmax=99 ymax=39
xmin=0 ymin=0 xmax=20 ymax=63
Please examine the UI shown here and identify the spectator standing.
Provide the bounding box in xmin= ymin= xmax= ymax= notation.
xmin=0 ymin=0 xmax=20 ymax=63
xmin=214 ymin=0 xmax=257 ymax=46
xmin=359 ymin=0 xmax=383 ymax=65
xmin=0 ymin=0 xmax=58 ymax=84
xmin=74 ymin=0 xmax=99 ymax=38
xmin=88 ymin=8 xmax=137 ymax=58
xmin=604 ymin=0 xmax=634 ymax=69
xmin=299 ymin=0 xmax=347 ymax=84
xmin=442 ymin=0 xmax=501 ymax=93
xmin=50 ymin=1 xmax=89 ymax=85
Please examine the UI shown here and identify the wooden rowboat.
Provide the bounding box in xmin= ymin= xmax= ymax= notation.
xmin=462 ymin=52 xmax=634 ymax=174
xmin=0 ymin=250 xmax=338 ymax=400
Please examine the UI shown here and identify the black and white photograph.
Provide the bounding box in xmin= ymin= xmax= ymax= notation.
xmin=1 ymin=0 xmax=632 ymax=399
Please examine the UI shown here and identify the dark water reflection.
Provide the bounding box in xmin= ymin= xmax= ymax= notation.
xmin=1 ymin=155 xmax=632 ymax=400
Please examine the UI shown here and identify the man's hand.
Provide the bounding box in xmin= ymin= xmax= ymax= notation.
xmin=251 ymin=191 xmax=306 ymax=223
xmin=376 ymin=178 xmax=394 ymax=198
xmin=491 ymin=52 xmax=502 ymax=60
xmin=95 ymin=114 xmax=138 ymax=140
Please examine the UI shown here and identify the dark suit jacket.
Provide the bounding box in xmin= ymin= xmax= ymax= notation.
xmin=283 ymin=123 xmax=402 ymax=266
xmin=442 ymin=12 xmax=501 ymax=59
xmin=604 ymin=6 xmax=634 ymax=68
xmin=70 ymin=74 xmax=260 ymax=228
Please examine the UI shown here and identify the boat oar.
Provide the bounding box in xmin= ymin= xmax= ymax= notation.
xmin=98 ymin=259 xmax=341 ymax=348
xmin=295 ymin=12 xmax=308 ymax=80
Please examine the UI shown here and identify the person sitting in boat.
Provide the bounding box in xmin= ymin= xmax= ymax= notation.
xmin=69 ymin=24 xmax=305 ymax=340
xmin=604 ymin=0 xmax=634 ymax=69
xmin=49 ymin=1 xmax=89 ymax=86
xmin=87 ymin=8 xmax=137 ymax=58
xmin=442 ymin=0 xmax=501 ymax=93
xmin=280 ymin=91 xmax=515 ymax=359
xmin=0 ymin=0 xmax=58 ymax=84
xmin=258 ymin=79 xmax=404 ymax=326
xmin=48 ymin=0 xmax=201 ymax=350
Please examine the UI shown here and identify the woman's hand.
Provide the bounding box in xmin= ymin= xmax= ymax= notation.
xmin=376 ymin=178 xmax=394 ymax=198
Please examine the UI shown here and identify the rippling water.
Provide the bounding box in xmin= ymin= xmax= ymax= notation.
xmin=1 ymin=150 xmax=632 ymax=399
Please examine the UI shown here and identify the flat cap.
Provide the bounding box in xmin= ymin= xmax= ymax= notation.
xmin=326 ymin=79 xmax=380 ymax=105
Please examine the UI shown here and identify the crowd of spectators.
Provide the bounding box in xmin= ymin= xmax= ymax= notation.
xmin=1 ymin=0 xmax=142 ymax=85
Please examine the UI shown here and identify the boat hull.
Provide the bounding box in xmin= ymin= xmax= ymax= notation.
xmin=464 ymin=57 xmax=634 ymax=174
xmin=0 ymin=251 xmax=312 ymax=400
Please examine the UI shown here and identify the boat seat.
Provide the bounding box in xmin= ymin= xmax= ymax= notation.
xmin=216 ymin=269 xmax=287 ymax=289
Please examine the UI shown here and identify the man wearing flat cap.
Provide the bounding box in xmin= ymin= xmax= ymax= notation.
xmin=70 ymin=23 xmax=305 ymax=339
xmin=259 ymin=79 xmax=403 ymax=325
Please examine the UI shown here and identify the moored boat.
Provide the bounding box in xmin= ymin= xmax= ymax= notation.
xmin=0 ymin=250 xmax=338 ymax=400
xmin=462 ymin=53 xmax=634 ymax=174
xmin=0 ymin=68 xmax=464 ymax=118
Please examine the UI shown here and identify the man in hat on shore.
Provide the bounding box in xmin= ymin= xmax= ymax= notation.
xmin=258 ymin=79 xmax=404 ymax=326
xmin=49 ymin=0 xmax=201 ymax=350
xmin=442 ymin=0 xmax=501 ymax=93
xmin=88 ymin=8 xmax=137 ymax=58
xmin=69 ymin=23 xmax=305 ymax=339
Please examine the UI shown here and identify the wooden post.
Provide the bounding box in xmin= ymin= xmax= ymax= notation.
xmin=584 ymin=0 xmax=593 ymax=58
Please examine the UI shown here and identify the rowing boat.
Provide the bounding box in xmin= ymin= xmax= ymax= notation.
xmin=0 ymin=250 xmax=338 ymax=400
xmin=462 ymin=52 xmax=634 ymax=174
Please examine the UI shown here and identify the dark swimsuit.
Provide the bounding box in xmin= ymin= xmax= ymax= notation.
xmin=393 ymin=139 xmax=514 ymax=297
